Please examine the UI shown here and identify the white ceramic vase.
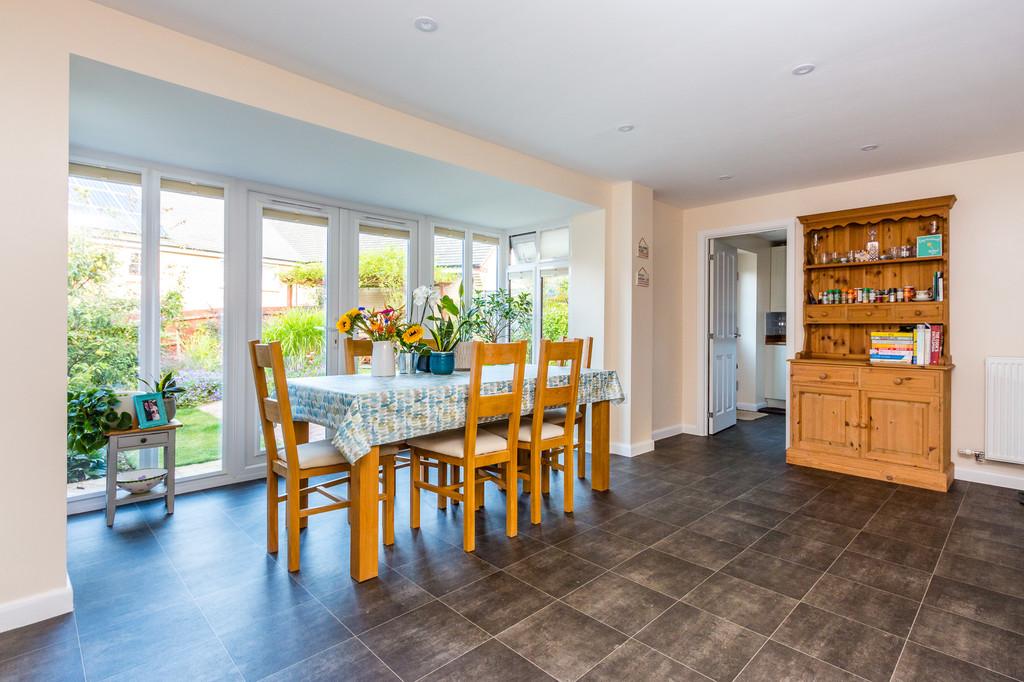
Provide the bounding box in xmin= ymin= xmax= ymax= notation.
xmin=371 ymin=340 xmax=396 ymax=377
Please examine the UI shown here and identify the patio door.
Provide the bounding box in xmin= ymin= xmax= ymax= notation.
xmin=246 ymin=194 xmax=343 ymax=464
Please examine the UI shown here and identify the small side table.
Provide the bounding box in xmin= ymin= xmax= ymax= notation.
xmin=105 ymin=420 xmax=182 ymax=526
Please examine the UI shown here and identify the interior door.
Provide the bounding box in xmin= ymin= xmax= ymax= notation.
xmin=709 ymin=241 xmax=738 ymax=433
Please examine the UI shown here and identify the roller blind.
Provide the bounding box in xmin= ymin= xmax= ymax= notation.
xmin=160 ymin=178 xmax=224 ymax=199
xmin=263 ymin=207 xmax=329 ymax=226
xmin=360 ymin=225 xmax=409 ymax=240
xmin=473 ymin=233 xmax=499 ymax=246
xmin=68 ymin=162 xmax=141 ymax=186
xmin=434 ymin=226 xmax=464 ymax=240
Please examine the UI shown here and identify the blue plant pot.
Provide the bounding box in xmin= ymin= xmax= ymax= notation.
xmin=416 ymin=353 xmax=432 ymax=373
xmin=429 ymin=351 xmax=455 ymax=375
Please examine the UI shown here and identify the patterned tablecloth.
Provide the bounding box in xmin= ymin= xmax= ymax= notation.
xmin=288 ymin=366 xmax=625 ymax=463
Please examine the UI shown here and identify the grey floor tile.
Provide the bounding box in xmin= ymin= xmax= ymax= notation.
xmin=580 ymin=640 xmax=707 ymax=681
xmin=556 ymin=528 xmax=645 ymax=569
xmin=715 ymin=500 xmax=791 ymax=529
xmin=506 ymin=547 xmax=605 ymax=598
xmin=799 ymin=500 xmax=876 ymax=529
xmin=518 ymin=514 xmax=594 ymax=545
xmin=944 ymin=527 xmax=1024 ymax=570
xmin=599 ymin=511 xmax=678 ymax=545
xmin=737 ymin=488 xmax=813 ymax=513
xmin=636 ymin=602 xmax=764 ymax=682
xmin=722 ymin=550 xmax=822 ymax=600
xmin=910 ymin=606 xmax=1024 ymax=680
xmin=654 ymin=528 xmax=744 ymax=570
xmin=847 ymin=532 xmax=941 ymax=573
xmin=804 ymin=574 xmax=920 ymax=637
xmin=634 ymin=496 xmax=709 ymax=527
xmin=686 ymin=513 xmax=767 ymax=547
xmin=0 ymin=613 xmax=77 ymax=663
xmin=361 ymin=601 xmax=489 ymax=681
xmin=613 ymin=549 xmax=712 ymax=599
xmin=924 ymin=575 xmax=1024 ymax=635
xmin=265 ymin=638 xmax=398 ymax=681
xmin=776 ymin=514 xmax=859 ymax=548
xmin=892 ymin=642 xmax=1013 ymax=682
xmin=394 ymin=549 xmax=497 ymax=597
xmin=863 ymin=513 xmax=951 ymax=549
xmin=217 ymin=599 xmax=352 ymax=680
xmin=683 ymin=572 xmax=798 ymax=636
xmin=750 ymin=530 xmax=843 ymax=571
xmin=773 ymin=604 xmax=904 ymax=682
xmin=441 ymin=571 xmax=553 ymax=635
xmin=563 ymin=572 xmax=675 ymax=636
xmin=467 ymin=528 xmax=548 ymax=569
xmin=498 ymin=603 xmax=627 ymax=682
xmin=422 ymin=639 xmax=553 ymax=681
xmin=195 ymin=570 xmax=315 ymax=635
xmin=934 ymin=551 xmax=1024 ymax=600
xmin=949 ymin=515 xmax=1024 ymax=550
xmin=105 ymin=638 xmax=241 ymax=682
xmin=874 ymin=499 xmax=956 ymax=531
xmin=735 ymin=641 xmax=860 ymax=681
xmin=828 ymin=551 xmax=931 ymax=601
xmin=0 ymin=642 xmax=84 ymax=682
xmin=318 ymin=568 xmax=434 ymax=634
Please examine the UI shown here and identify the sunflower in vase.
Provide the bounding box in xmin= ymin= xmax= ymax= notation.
xmin=336 ymin=307 xmax=407 ymax=376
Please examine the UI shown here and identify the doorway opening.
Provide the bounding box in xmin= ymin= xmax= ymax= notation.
xmin=706 ymin=227 xmax=792 ymax=436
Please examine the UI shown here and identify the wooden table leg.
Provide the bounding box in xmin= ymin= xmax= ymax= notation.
xmin=350 ymin=446 xmax=380 ymax=582
xmin=591 ymin=400 xmax=610 ymax=491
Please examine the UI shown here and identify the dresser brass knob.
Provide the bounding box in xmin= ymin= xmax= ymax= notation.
xmin=818 ymin=373 xmax=828 ymax=380
xmin=893 ymin=378 xmax=904 ymax=385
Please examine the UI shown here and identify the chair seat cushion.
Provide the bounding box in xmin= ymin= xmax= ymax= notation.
xmin=407 ymin=429 xmax=508 ymax=459
xmin=543 ymin=407 xmax=583 ymax=423
xmin=282 ymin=440 xmax=399 ymax=470
xmin=483 ymin=418 xmax=565 ymax=442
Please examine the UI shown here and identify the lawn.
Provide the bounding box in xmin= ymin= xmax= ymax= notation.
xmin=175 ymin=406 xmax=222 ymax=466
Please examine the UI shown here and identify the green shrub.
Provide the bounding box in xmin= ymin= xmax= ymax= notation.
xmin=263 ymin=307 xmax=324 ymax=375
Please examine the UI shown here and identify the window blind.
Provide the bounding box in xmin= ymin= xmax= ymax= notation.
xmin=263 ymin=207 xmax=329 ymax=227
xmin=68 ymin=163 xmax=141 ymax=186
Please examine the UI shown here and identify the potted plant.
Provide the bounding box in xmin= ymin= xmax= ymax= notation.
xmin=425 ymin=293 xmax=474 ymax=375
xmin=469 ymin=289 xmax=532 ymax=343
xmin=336 ymin=306 xmax=404 ymax=376
xmin=406 ymin=285 xmax=439 ymax=373
xmin=140 ymin=370 xmax=184 ymax=420
xmin=67 ymin=388 xmax=133 ymax=483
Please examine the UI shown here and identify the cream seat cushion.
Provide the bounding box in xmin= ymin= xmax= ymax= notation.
xmin=407 ymin=429 xmax=508 ymax=459
xmin=542 ymin=406 xmax=583 ymax=423
xmin=483 ymin=418 xmax=565 ymax=442
xmin=281 ymin=439 xmax=399 ymax=469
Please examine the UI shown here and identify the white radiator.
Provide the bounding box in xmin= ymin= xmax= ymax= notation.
xmin=986 ymin=357 xmax=1024 ymax=465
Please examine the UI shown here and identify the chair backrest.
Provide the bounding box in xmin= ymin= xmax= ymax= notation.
xmin=534 ymin=339 xmax=584 ymax=431
xmin=559 ymin=336 xmax=593 ymax=369
xmin=343 ymin=337 xmax=373 ymax=375
xmin=248 ymin=339 xmax=300 ymax=473
xmin=464 ymin=341 xmax=528 ymax=456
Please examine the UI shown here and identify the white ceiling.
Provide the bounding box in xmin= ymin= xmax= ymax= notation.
xmin=69 ymin=58 xmax=592 ymax=229
xmin=95 ymin=0 xmax=1024 ymax=207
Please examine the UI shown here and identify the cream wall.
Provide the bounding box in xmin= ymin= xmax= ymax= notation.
xmin=0 ymin=0 xmax=619 ymax=631
xmin=678 ymin=151 xmax=1024 ymax=489
xmin=652 ymin=201 xmax=687 ymax=437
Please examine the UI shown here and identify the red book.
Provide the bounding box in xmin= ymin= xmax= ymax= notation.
xmin=930 ymin=324 xmax=943 ymax=365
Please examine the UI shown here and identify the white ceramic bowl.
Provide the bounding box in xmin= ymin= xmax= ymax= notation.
xmin=116 ymin=468 xmax=167 ymax=494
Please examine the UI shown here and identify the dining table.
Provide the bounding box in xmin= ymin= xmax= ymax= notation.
xmin=287 ymin=364 xmax=625 ymax=581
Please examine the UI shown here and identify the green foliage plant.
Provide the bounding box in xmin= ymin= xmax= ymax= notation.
xmin=67 ymin=388 xmax=132 ymax=482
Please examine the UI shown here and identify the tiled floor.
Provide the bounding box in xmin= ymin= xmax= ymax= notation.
xmin=4 ymin=415 xmax=1024 ymax=681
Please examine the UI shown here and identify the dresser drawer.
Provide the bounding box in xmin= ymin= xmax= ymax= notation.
xmin=900 ymin=303 xmax=944 ymax=322
xmin=806 ymin=306 xmax=847 ymax=323
xmin=792 ymin=364 xmax=859 ymax=386
xmin=848 ymin=305 xmax=891 ymax=323
xmin=860 ymin=368 xmax=941 ymax=394
xmin=114 ymin=431 xmax=169 ymax=449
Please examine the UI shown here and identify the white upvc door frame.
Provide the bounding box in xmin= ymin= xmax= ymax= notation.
xmin=505 ymin=224 xmax=570 ymax=361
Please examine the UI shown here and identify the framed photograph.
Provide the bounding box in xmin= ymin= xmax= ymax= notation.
xmin=637 ymin=237 xmax=650 ymax=259
xmin=133 ymin=392 xmax=168 ymax=429
xmin=916 ymin=234 xmax=942 ymax=257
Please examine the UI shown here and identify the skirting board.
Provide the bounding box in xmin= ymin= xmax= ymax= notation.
xmin=0 ymin=574 xmax=73 ymax=633
xmin=652 ymin=424 xmax=700 ymax=441
xmin=736 ymin=402 xmax=767 ymax=412
xmin=954 ymin=466 xmax=1024 ymax=491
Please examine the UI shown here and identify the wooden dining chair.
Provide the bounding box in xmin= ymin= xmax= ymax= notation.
xmin=558 ymin=336 xmax=593 ymax=478
xmin=487 ymin=338 xmax=583 ymax=525
xmin=249 ymin=339 xmax=397 ymax=572
xmin=407 ymin=340 xmax=527 ymax=551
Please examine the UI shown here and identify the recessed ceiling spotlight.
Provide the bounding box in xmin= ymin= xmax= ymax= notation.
xmin=617 ymin=123 xmax=636 ymax=133
xmin=791 ymin=63 xmax=816 ymax=76
xmin=860 ymin=144 xmax=880 ymax=151
xmin=414 ymin=16 xmax=439 ymax=32
xmin=718 ymin=174 xmax=734 ymax=181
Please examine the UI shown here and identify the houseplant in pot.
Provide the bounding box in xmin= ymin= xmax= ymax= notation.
xmin=408 ymin=285 xmax=439 ymax=373
xmin=67 ymin=387 xmax=133 ymax=483
xmin=336 ymin=306 xmax=403 ymax=376
xmin=425 ymin=294 xmax=474 ymax=375
xmin=468 ymin=289 xmax=532 ymax=343
xmin=140 ymin=370 xmax=184 ymax=421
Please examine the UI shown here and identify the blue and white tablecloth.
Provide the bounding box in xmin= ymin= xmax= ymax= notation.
xmin=288 ymin=366 xmax=625 ymax=463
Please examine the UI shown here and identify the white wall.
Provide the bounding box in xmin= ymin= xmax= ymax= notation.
xmin=677 ymin=151 xmax=1024 ymax=489
xmin=736 ymin=250 xmax=759 ymax=409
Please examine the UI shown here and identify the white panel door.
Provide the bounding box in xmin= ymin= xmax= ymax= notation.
xmin=709 ymin=241 xmax=738 ymax=433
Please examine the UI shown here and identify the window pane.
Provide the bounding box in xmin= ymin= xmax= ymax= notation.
xmin=159 ymin=185 xmax=225 ymax=479
xmin=472 ymin=234 xmax=499 ymax=293
xmin=261 ymin=209 xmax=328 ymax=445
xmin=359 ymin=225 xmax=409 ymax=313
xmin=540 ymin=227 xmax=570 ymax=261
xmin=433 ymin=227 xmax=463 ymax=301
xmin=508 ymin=270 xmax=534 ymax=357
xmin=67 ymin=171 xmax=142 ymax=497
xmin=509 ymin=233 xmax=537 ymax=266
xmin=541 ymin=267 xmax=569 ymax=342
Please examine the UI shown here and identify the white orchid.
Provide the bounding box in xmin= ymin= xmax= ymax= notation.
xmin=412 ymin=285 xmax=433 ymax=307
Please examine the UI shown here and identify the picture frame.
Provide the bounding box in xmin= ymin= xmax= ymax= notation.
xmin=133 ymin=392 xmax=169 ymax=429
xmin=637 ymin=237 xmax=650 ymax=259
xmin=636 ymin=266 xmax=650 ymax=287
xmin=916 ymin=234 xmax=942 ymax=257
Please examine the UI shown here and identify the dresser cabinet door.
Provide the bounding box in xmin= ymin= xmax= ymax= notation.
xmin=860 ymin=390 xmax=941 ymax=469
xmin=791 ymin=384 xmax=860 ymax=458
